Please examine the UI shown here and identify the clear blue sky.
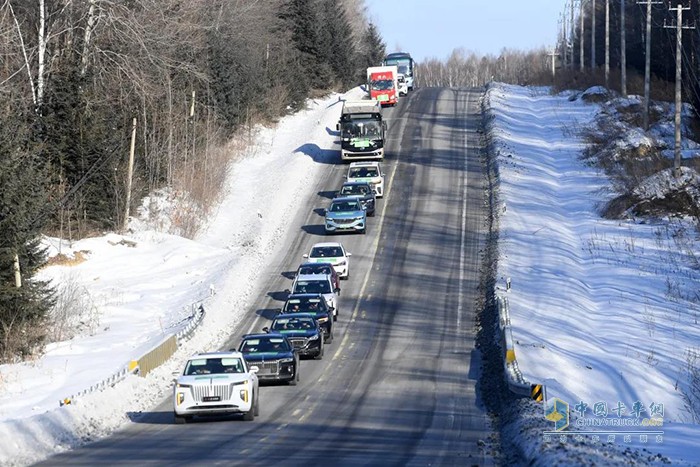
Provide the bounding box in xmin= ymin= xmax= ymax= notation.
xmin=365 ymin=0 xmax=566 ymax=62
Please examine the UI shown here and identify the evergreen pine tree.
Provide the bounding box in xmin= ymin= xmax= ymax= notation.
xmin=359 ymin=22 xmax=387 ymax=82
xmin=0 ymin=105 xmax=54 ymax=361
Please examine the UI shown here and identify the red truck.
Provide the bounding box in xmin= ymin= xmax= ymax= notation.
xmin=366 ymin=66 xmax=398 ymax=106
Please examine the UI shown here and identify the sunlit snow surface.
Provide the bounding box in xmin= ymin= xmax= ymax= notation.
xmin=490 ymin=83 xmax=700 ymax=465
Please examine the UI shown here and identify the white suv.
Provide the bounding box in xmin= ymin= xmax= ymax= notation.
xmin=347 ymin=161 xmax=385 ymax=198
xmin=303 ymin=242 xmax=352 ymax=279
xmin=173 ymin=351 xmax=259 ymax=423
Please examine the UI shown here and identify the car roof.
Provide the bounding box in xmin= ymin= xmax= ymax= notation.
xmin=295 ymin=274 xmax=332 ymax=282
xmin=310 ymin=242 xmax=344 ymax=249
xmin=286 ymin=292 xmax=325 ymax=299
xmin=298 ymin=261 xmax=335 ymax=268
xmin=188 ymin=351 xmax=244 ymax=360
xmin=331 ymin=196 xmax=362 ymax=204
xmin=341 ymin=181 xmax=372 ymax=187
xmin=348 ymin=161 xmax=380 ymax=167
xmin=242 ymin=332 xmax=287 ymax=340
xmin=275 ymin=313 xmax=317 ymax=320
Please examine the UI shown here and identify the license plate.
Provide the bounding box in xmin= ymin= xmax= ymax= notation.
xmin=202 ymin=396 xmax=221 ymax=402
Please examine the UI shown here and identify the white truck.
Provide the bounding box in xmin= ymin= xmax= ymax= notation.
xmin=336 ymin=100 xmax=386 ymax=161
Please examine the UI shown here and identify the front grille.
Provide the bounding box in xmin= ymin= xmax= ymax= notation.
xmin=288 ymin=338 xmax=307 ymax=349
xmin=192 ymin=383 xmax=232 ymax=403
xmin=258 ymin=361 xmax=279 ymax=375
xmin=335 ymin=218 xmax=356 ymax=225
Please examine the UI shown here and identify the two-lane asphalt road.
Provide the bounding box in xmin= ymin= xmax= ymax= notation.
xmin=40 ymin=87 xmax=493 ymax=466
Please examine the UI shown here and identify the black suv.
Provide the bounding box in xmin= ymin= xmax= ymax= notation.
xmin=281 ymin=293 xmax=334 ymax=344
xmin=264 ymin=313 xmax=324 ymax=359
xmin=237 ymin=333 xmax=300 ymax=385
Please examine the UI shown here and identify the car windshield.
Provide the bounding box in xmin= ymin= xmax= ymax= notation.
xmin=371 ymin=79 xmax=394 ymax=91
xmin=349 ymin=167 xmax=378 ymax=178
xmin=341 ymin=121 xmax=381 ymax=138
xmin=271 ymin=317 xmax=315 ymax=331
xmin=330 ymin=201 xmax=361 ymax=212
xmin=340 ymin=185 xmax=370 ymax=196
xmin=293 ymin=280 xmax=331 ymax=294
xmin=240 ymin=337 xmax=290 ymax=353
xmin=310 ymin=246 xmax=343 ymax=258
xmin=284 ymin=297 xmax=328 ymax=313
xmin=184 ymin=357 xmax=244 ymax=375
xmin=298 ymin=264 xmax=332 ymax=275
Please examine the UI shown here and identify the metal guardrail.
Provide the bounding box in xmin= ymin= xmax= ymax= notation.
xmin=497 ymin=294 xmax=544 ymax=400
xmin=59 ymin=303 xmax=206 ymax=407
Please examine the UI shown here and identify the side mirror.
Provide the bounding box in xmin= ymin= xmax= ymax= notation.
xmin=335 ymin=288 xmax=340 ymax=294
xmin=322 ymin=208 xmax=327 ymax=215
xmin=262 ymin=327 xmax=269 ymax=333
xmin=284 ymin=289 xmax=291 ymax=294
xmin=274 ymin=308 xmax=282 ymax=314
xmin=372 ymin=189 xmax=377 ymax=194
xmin=172 ymin=371 xmax=180 ymax=377
xmin=336 ymin=123 xmax=340 ymax=131
xmin=347 ymin=252 xmax=352 ymax=257
xmin=249 ymin=366 xmax=259 ymax=374
xmin=303 ymin=254 xmax=309 ymax=258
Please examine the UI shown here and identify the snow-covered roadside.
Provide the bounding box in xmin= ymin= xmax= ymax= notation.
xmin=489 ymin=83 xmax=700 ymax=465
xmin=0 ymin=87 xmax=363 ymax=466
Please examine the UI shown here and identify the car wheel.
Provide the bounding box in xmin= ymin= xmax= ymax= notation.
xmin=253 ymin=391 xmax=260 ymax=417
xmin=326 ymin=330 xmax=333 ymax=344
xmin=289 ymin=367 xmax=298 ymax=386
xmin=243 ymin=394 xmax=255 ymax=421
xmin=174 ymin=413 xmax=189 ymax=425
xmin=315 ymin=345 xmax=324 ymax=360
xmin=369 ymin=210 xmax=376 ymax=217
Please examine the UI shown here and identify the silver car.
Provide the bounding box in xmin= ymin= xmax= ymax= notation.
xmin=324 ymin=197 xmax=367 ymax=234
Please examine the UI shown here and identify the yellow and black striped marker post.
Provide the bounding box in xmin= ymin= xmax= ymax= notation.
xmin=531 ymin=384 xmax=544 ymax=402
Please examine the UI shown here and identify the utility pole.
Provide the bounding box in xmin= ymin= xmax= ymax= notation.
xmin=580 ymin=0 xmax=585 ymax=69
xmin=13 ymin=252 xmax=21 ymax=288
xmin=123 ymin=117 xmax=137 ymax=233
xmin=548 ymin=49 xmax=558 ymax=77
xmin=621 ymin=0 xmax=627 ymax=96
xmin=638 ymin=0 xmax=662 ymax=131
xmin=571 ymin=0 xmax=576 ymax=68
xmin=591 ymin=0 xmax=596 ymax=68
xmin=560 ymin=13 xmax=567 ymax=69
xmin=605 ymin=0 xmax=610 ymax=87
xmin=665 ymin=4 xmax=693 ymax=177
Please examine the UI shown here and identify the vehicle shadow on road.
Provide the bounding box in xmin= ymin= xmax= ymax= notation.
xmin=325 ymin=127 xmax=340 ymax=137
xmin=254 ymin=308 xmax=280 ymax=320
xmin=301 ymin=224 xmax=327 ymax=236
xmin=127 ymin=410 xmax=177 ymax=425
xmin=267 ymin=290 xmax=290 ymax=302
xmin=317 ymin=190 xmax=337 ymax=200
xmin=294 ymin=143 xmax=338 ymax=165
xmin=280 ymin=270 xmax=296 ymax=280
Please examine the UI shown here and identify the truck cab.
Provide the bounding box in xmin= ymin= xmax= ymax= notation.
xmin=366 ymin=66 xmax=398 ymax=106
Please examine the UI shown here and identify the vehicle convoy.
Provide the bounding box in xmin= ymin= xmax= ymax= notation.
xmin=324 ymin=196 xmax=367 ymax=235
xmin=282 ymin=293 xmax=334 ymax=343
xmin=263 ymin=313 xmax=324 ymax=359
xmin=336 ymin=181 xmax=376 ymax=217
xmin=303 ymin=242 xmax=352 ymax=279
xmin=366 ymin=65 xmax=398 ymax=106
xmin=383 ymin=52 xmax=415 ymax=91
xmin=238 ymin=333 xmax=300 ymax=385
xmin=290 ymin=273 xmax=339 ymax=320
xmin=337 ymin=100 xmax=386 ymax=161
xmin=346 ymin=161 xmax=385 ymax=198
xmin=172 ymin=351 xmax=259 ymax=424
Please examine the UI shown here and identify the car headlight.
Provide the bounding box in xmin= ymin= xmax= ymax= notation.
xmin=176 ymin=383 xmax=191 ymax=389
xmin=240 ymin=389 xmax=249 ymax=403
xmin=177 ymin=392 xmax=186 ymax=405
xmin=231 ymin=380 xmax=249 ymax=387
xmin=316 ymin=317 xmax=329 ymax=323
xmin=308 ymin=334 xmax=320 ymax=341
xmin=280 ymin=358 xmax=294 ymax=364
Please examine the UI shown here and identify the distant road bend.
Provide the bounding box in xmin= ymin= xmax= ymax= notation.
xmin=40 ymin=87 xmax=494 ymax=466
